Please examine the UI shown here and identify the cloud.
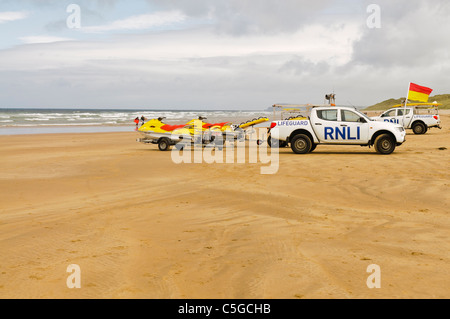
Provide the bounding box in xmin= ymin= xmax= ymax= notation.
xmin=19 ymin=35 xmax=74 ymax=44
xmin=1 ymin=23 xmax=359 ymax=72
xmin=0 ymin=11 xmax=29 ymax=23
xmin=44 ymin=19 xmax=68 ymax=32
xmin=0 ymin=0 xmax=448 ymax=109
xmin=351 ymin=1 xmax=450 ymax=68
xmin=81 ymin=11 xmax=186 ymax=33
xmin=0 ymin=22 xmax=363 ymax=108
xmin=279 ymin=56 xmax=330 ymax=76
xmin=149 ymin=0 xmax=339 ymax=35
xmin=1 ymin=0 xmax=118 ymax=9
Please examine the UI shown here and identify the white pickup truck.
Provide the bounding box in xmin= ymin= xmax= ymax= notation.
xmin=269 ymin=105 xmax=406 ymax=154
xmin=370 ymin=103 xmax=442 ymax=135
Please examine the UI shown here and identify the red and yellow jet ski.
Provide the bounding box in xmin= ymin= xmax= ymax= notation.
xmin=137 ymin=116 xmax=269 ymax=151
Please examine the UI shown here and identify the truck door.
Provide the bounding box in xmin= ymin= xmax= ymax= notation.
xmin=313 ymin=108 xmax=341 ymax=143
xmin=380 ymin=109 xmax=398 ymax=124
xmin=339 ymin=109 xmax=369 ymax=144
xmin=396 ymin=108 xmax=413 ymax=127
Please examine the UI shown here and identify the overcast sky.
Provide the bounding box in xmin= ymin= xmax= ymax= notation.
xmin=0 ymin=0 xmax=448 ymax=110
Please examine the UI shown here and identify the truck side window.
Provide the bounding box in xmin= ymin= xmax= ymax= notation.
xmin=317 ymin=109 xmax=337 ymax=121
xmin=384 ymin=109 xmax=396 ymax=117
xmin=341 ymin=110 xmax=361 ymax=122
xmin=398 ymin=109 xmax=411 ymax=116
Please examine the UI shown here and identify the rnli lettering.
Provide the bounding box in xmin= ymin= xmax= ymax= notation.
xmin=324 ymin=126 xmax=361 ymax=140
xmin=384 ymin=119 xmax=399 ymax=124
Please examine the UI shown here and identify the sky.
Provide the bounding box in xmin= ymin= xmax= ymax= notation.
xmin=0 ymin=0 xmax=449 ymax=110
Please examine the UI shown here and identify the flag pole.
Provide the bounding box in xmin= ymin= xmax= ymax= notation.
xmin=405 ymin=83 xmax=410 ymax=106
xmin=402 ymin=82 xmax=410 ymax=127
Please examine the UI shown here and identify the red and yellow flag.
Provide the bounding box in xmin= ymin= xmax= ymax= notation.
xmin=408 ymin=83 xmax=433 ymax=102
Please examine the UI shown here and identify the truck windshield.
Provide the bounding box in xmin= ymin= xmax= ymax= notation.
xmin=354 ymin=110 xmax=373 ymax=122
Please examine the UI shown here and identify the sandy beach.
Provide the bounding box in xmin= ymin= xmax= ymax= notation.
xmin=0 ymin=114 xmax=449 ymax=299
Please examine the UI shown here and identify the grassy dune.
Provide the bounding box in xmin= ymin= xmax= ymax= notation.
xmin=365 ymin=94 xmax=450 ymax=110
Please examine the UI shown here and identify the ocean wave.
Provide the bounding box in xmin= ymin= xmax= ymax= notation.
xmin=2 ymin=123 xmax=126 ymax=127
xmin=0 ymin=109 xmax=272 ymax=130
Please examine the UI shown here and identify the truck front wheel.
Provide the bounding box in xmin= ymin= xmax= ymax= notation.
xmin=374 ymin=134 xmax=396 ymax=155
xmin=290 ymin=134 xmax=312 ymax=154
xmin=412 ymin=122 xmax=427 ymax=135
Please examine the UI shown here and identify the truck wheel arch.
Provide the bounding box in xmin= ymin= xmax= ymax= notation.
xmin=370 ymin=130 xmax=396 ymax=146
xmin=290 ymin=134 xmax=313 ymax=154
xmin=288 ymin=129 xmax=314 ymax=144
xmin=374 ymin=133 xmax=396 ymax=154
xmin=411 ymin=120 xmax=428 ymax=134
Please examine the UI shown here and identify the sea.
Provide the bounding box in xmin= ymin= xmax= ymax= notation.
xmin=0 ymin=108 xmax=273 ymax=135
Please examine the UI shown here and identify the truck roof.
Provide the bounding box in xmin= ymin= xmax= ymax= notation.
xmin=271 ymin=104 xmax=360 ymax=121
xmin=272 ymin=104 xmax=327 ymax=109
xmin=272 ymin=104 xmax=357 ymax=110
xmin=391 ymin=102 xmax=441 ymax=108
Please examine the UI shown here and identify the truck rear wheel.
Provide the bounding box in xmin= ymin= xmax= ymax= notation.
xmin=374 ymin=134 xmax=395 ymax=155
xmin=158 ymin=137 xmax=171 ymax=151
xmin=412 ymin=122 xmax=427 ymax=135
xmin=290 ymin=134 xmax=312 ymax=154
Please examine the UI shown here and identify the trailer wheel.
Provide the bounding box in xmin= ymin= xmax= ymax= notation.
xmin=374 ymin=134 xmax=395 ymax=154
xmin=412 ymin=122 xmax=427 ymax=135
xmin=290 ymin=134 xmax=312 ymax=154
xmin=158 ymin=137 xmax=171 ymax=151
